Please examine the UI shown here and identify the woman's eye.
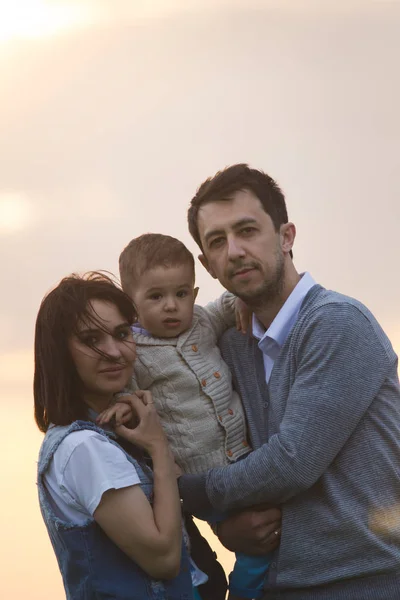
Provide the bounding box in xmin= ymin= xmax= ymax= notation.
xmin=81 ymin=335 xmax=98 ymax=346
xmin=116 ymin=329 xmax=131 ymax=340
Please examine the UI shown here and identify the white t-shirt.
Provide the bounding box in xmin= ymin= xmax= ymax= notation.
xmin=44 ymin=430 xmax=140 ymax=525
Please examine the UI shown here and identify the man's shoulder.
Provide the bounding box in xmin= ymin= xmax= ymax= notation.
xmin=299 ymin=287 xmax=395 ymax=358
xmin=302 ymin=286 xmax=378 ymax=324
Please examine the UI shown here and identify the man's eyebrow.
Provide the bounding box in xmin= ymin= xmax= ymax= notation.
xmin=204 ymin=218 xmax=258 ymax=243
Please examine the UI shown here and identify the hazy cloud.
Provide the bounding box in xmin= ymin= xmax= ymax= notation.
xmin=0 ymin=2 xmax=399 ymax=357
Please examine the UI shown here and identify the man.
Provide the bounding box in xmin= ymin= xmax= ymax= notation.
xmin=179 ymin=164 xmax=400 ymax=599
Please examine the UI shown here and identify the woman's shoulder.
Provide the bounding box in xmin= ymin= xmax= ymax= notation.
xmin=53 ymin=429 xmax=112 ymax=464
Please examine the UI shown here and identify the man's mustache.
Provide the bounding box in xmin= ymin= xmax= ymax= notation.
xmin=227 ymin=262 xmax=260 ymax=278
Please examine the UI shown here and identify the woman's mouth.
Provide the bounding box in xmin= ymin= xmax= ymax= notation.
xmin=99 ymin=365 xmax=126 ymax=374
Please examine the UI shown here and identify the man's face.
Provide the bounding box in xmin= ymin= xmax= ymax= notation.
xmin=197 ymin=189 xmax=294 ymax=303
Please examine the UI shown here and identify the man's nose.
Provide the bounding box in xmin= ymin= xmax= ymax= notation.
xmin=227 ymin=236 xmax=246 ymax=260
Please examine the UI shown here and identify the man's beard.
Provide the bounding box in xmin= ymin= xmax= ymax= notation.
xmin=232 ymin=249 xmax=285 ymax=310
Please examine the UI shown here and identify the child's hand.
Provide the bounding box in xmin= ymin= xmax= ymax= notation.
xmin=235 ymin=298 xmax=252 ymax=334
xmin=96 ymin=394 xmax=139 ymax=429
xmin=114 ymin=391 xmax=168 ymax=454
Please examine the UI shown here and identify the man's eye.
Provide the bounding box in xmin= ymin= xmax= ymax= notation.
xmin=241 ymin=227 xmax=256 ymax=235
xmin=209 ymin=237 xmax=225 ymax=248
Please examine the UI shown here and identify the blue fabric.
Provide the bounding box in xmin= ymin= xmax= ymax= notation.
xmin=229 ymin=553 xmax=271 ymax=598
xmin=192 ymin=587 xmax=203 ymax=600
xmin=38 ymin=420 xmax=194 ymax=599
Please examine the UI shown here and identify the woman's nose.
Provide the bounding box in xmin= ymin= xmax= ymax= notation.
xmin=103 ymin=337 xmax=123 ymax=358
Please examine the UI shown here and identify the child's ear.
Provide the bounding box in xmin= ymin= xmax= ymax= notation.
xmin=193 ymin=287 xmax=199 ymax=301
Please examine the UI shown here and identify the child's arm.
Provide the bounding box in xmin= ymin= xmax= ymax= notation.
xmin=202 ymin=292 xmax=251 ymax=338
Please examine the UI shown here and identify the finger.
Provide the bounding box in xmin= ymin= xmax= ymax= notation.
xmin=114 ymin=405 xmax=131 ymax=426
xmin=97 ymin=406 xmax=119 ymax=425
xmin=257 ymin=520 xmax=282 ymax=543
xmin=98 ymin=402 xmax=131 ymax=425
xmin=241 ymin=315 xmax=247 ymax=334
xmin=114 ymin=423 xmax=132 ymax=441
xmin=236 ymin=310 xmax=241 ymax=331
xmin=135 ymin=390 xmax=154 ymax=406
xmin=125 ymin=393 xmax=150 ymax=420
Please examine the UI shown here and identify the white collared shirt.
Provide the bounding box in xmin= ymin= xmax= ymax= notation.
xmin=252 ymin=272 xmax=316 ymax=384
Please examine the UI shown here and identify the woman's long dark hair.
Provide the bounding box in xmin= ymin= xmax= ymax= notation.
xmin=34 ymin=272 xmax=136 ymax=433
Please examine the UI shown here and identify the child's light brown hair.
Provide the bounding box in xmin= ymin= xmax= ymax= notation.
xmin=119 ymin=233 xmax=195 ymax=294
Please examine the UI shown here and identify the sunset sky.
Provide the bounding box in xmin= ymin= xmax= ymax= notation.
xmin=1 ymin=1 xmax=399 ymax=597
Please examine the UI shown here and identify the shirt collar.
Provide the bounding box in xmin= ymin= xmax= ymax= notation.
xmin=252 ymin=272 xmax=316 ymax=348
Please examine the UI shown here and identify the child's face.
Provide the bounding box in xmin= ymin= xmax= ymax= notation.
xmin=131 ymin=263 xmax=197 ymax=338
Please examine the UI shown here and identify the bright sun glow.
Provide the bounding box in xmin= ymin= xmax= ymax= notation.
xmin=0 ymin=0 xmax=90 ymax=43
xmin=0 ymin=192 xmax=33 ymax=234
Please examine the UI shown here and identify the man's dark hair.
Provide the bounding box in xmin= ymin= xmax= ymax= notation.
xmin=188 ymin=163 xmax=292 ymax=257
xmin=119 ymin=233 xmax=195 ymax=294
xmin=34 ymin=272 xmax=136 ymax=433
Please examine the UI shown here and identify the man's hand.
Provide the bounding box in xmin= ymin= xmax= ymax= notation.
xmin=216 ymin=505 xmax=281 ymax=555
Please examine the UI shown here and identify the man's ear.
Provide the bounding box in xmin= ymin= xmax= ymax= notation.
xmin=198 ymin=254 xmax=217 ymax=279
xmin=193 ymin=287 xmax=199 ymax=300
xmin=280 ymin=222 xmax=296 ymax=255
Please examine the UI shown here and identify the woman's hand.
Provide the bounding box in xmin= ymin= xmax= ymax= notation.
xmin=113 ymin=391 xmax=168 ymax=455
xmin=235 ymin=298 xmax=252 ymax=334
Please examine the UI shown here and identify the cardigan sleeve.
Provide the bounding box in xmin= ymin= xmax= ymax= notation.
xmin=202 ymin=292 xmax=236 ymax=339
xmin=179 ymin=302 xmax=395 ymax=513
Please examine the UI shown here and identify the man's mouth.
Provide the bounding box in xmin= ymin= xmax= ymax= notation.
xmin=231 ymin=266 xmax=257 ymax=278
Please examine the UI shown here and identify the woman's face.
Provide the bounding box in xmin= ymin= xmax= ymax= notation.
xmin=68 ymin=299 xmax=136 ymax=405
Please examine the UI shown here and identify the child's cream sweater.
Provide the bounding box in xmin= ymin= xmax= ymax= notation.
xmin=131 ymin=293 xmax=250 ymax=474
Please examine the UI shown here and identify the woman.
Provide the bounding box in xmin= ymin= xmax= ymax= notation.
xmin=34 ymin=272 xmax=195 ymax=599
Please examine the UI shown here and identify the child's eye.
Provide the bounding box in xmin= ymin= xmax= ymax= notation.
xmin=177 ymin=290 xmax=188 ymax=298
xmin=150 ymin=294 xmax=162 ymax=301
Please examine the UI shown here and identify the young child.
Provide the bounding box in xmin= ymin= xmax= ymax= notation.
xmin=118 ymin=233 xmax=272 ymax=600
